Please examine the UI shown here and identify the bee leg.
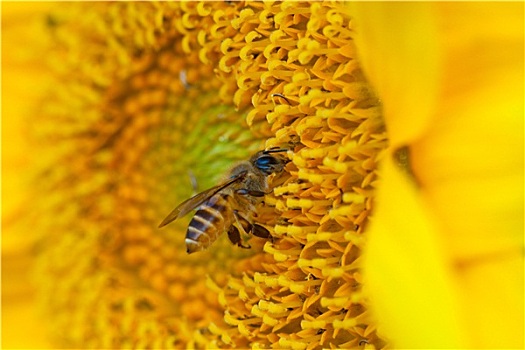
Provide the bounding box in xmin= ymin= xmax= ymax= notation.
xmin=227 ymin=225 xmax=251 ymax=249
xmin=227 ymin=225 xmax=241 ymax=245
xmin=270 ymin=92 xmax=290 ymax=106
xmin=253 ymin=224 xmax=273 ymax=243
xmin=232 ymin=211 xmax=255 ymax=249
xmin=233 ymin=210 xmax=252 ymax=235
xmin=236 ymin=189 xmax=267 ymax=197
xmin=239 ymin=242 xmax=251 ymax=249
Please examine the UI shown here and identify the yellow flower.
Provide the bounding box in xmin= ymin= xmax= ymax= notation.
xmin=5 ymin=1 xmax=521 ymax=349
xmin=5 ymin=1 xmax=387 ymax=348
xmin=351 ymin=2 xmax=524 ymax=348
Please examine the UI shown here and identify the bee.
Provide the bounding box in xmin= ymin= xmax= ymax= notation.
xmin=158 ymin=149 xmax=288 ymax=254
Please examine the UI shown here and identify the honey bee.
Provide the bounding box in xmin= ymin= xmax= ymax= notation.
xmin=158 ymin=149 xmax=288 ymax=254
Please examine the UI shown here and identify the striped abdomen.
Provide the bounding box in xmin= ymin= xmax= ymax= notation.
xmin=185 ymin=193 xmax=233 ymax=254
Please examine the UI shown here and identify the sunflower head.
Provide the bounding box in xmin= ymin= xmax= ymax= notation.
xmin=6 ymin=1 xmax=394 ymax=348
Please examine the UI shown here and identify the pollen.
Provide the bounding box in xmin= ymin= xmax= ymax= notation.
xmin=33 ymin=1 xmax=387 ymax=349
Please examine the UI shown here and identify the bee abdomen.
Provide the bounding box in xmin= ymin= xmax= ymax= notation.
xmin=185 ymin=194 xmax=230 ymax=254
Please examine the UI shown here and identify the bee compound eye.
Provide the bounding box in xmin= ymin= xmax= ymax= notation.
xmin=255 ymin=155 xmax=278 ymax=173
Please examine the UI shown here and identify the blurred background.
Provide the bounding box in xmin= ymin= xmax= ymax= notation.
xmin=2 ymin=2 xmax=56 ymax=348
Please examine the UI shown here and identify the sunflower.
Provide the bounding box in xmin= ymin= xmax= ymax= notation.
xmin=2 ymin=2 xmax=523 ymax=349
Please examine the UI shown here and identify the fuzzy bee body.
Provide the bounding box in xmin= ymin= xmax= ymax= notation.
xmin=159 ymin=149 xmax=288 ymax=254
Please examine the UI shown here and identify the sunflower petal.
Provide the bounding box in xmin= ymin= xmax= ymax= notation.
xmin=363 ymin=157 xmax=465 ymax=348
xmin=349 ymin=2 xmax=440 ymax=147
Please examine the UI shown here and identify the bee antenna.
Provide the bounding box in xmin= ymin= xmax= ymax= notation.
xmin=270 ymin=92 xmax=290 ymax=106
xmin=263 ymin=148 xmax=288 ymax=154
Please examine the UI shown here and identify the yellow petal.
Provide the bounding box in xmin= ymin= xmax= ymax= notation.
xmin=411 ymin=3 xmax=524 ymax=347
xmin=363 ymin=156 xmax=465 ymax=348
xmin=349 ymin=2 xmax=440 ymax=147
xmin=355 ymin=2 xmax=524 ymax=348
xmin=412 ymin=2 xmax=524 ymax=261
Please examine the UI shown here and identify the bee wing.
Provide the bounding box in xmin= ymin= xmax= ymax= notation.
xmin=158 ymin=174 xmax=244 ymax=228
